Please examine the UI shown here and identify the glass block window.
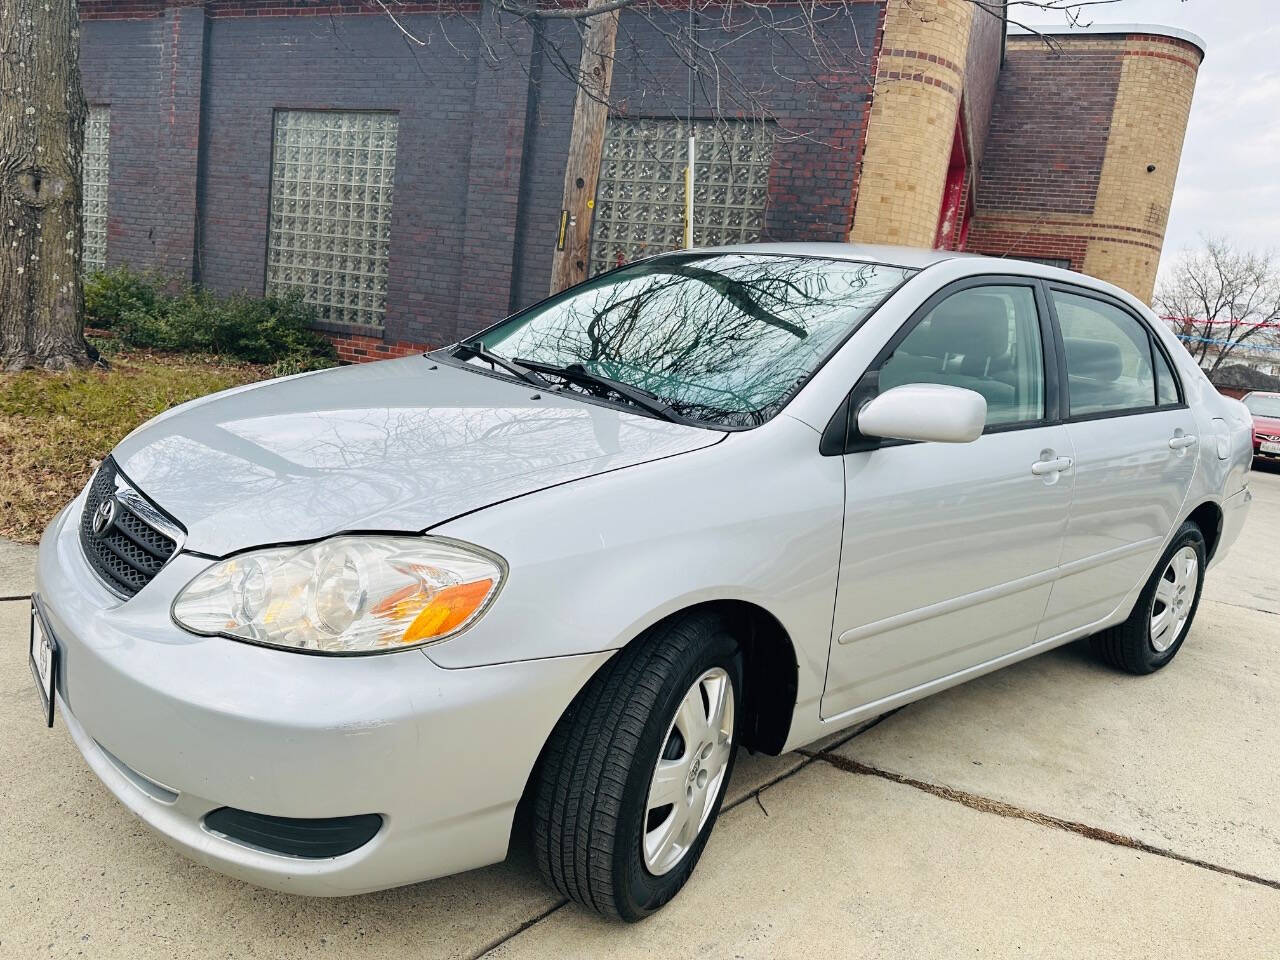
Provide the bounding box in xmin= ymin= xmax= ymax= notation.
xmin=590 ymin=118 xmax=774 ymax=276
xmin=82 ymin=106 xmax=110 ymax=273
xmin=267 ymin=110 xmax=398 ymax=328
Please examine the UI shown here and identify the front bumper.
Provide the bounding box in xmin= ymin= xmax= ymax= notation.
xmin=35 ymin=495 xmax=611 ymax=895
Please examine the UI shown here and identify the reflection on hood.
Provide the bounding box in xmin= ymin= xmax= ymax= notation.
xmin=113 ymin=356 xmax=721 ymax=555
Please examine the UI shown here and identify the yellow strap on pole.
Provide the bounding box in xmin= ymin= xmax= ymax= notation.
xmin=684 ymin=130 xmax=695 ymax=249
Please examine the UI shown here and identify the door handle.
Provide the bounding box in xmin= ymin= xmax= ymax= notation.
xmin=1169 ymin=434 xmax=1198 ymax=451
xmin=1031 ymin=456 xmax=1073 ymax=476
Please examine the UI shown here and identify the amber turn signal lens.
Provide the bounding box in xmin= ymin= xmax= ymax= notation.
xmin=401 ymin=579 xmax=496 ymax=644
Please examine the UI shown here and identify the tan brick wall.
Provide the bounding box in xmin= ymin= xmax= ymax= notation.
xmin=968 ymin=33 xmax=1202 ymax=303
xmin=849 ymin=0 xmax=973 ymax=248
xmin=1085 ymin=36 xmax=1202 ymax=302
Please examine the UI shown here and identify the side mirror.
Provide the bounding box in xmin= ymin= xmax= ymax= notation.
xmin=857 ymin=383 xmax=987 ymax=444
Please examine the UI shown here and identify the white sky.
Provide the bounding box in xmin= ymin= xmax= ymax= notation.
xmin=1021 ymin=0 xmax=1279 ymax=279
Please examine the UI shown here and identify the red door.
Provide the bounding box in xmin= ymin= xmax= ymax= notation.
xmin=935 ymin=116 xmax=971 ymax=251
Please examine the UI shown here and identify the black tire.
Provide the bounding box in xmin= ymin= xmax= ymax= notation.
xmin=531 ymin=611 xmax=743 ymax=921
xmin=1090 ymin=521 xmax=1207 ymax=675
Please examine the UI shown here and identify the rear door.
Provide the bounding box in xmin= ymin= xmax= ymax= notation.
xmin=1037 ymin=285 xmax=1197 ymax=639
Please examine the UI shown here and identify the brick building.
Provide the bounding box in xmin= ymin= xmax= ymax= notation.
xmin=77 ymin=0 xmax=1204 ymax=362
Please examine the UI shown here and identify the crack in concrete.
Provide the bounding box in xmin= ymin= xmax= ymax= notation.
xmin=1202 ymin=596 xmax=1280 ymax=618
xmin=469 ymin=715 xmax=895 ymax=956
xmin=818 ymin=752 xmax=1280 ymax=893
xmin=467 ymin=898 xmax=571 ymax=960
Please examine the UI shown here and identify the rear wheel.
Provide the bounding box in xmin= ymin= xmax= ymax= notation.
xmin=1090 ymin=521 xmax=1206 ymax=674
xmin=532 ymin=612 xmax=741 ymax=920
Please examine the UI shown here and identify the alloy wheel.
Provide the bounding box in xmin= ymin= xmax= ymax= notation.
xmin=642 ymin=667 xmax=735 ymax=876
xmin=1150 ymin=545 xmax=1199 ymax=653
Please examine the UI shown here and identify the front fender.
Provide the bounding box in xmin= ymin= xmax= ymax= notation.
xmin=423 ymin=416 xmax=845 ymax=717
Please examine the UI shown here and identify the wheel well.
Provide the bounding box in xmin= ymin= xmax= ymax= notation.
xmin=1187 ymin=501 xmax=1223 ymax=561
xmin=680 ymin=600 xmax=798 ymax=756
xmin=508 ymin=599 xmax=800 ymax=854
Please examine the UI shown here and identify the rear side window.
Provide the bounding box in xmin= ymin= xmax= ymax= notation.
xmin=1152 ymin=345 xmax=1180 ymax=406
xmin=1053 ymin=291 xmax=1157 ymax=416
xmin=879 ymin=285 xmax=1045 ymax=427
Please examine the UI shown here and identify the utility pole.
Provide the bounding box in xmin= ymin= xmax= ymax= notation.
xmin=548 ymin=0 xmax=622 ymax=295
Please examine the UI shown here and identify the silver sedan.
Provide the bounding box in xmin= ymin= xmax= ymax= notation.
xmin=30 ymin=244 xmax=1252 ymax=920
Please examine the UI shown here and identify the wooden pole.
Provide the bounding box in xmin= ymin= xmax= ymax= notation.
xmin=548 ymin=0 xmax=621 ymax=295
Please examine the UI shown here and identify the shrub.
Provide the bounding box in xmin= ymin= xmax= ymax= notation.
xmin=84 ymin=266 xmax=160 ymax=329
xmin=83 ymin=267 xmax=337 ymax=375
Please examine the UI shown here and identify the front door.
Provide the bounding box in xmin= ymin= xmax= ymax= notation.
xmin=822 ymin=280 xmax=1074 ymax=719
xmin=1037 ymin=286 xmax=1199 ymax=639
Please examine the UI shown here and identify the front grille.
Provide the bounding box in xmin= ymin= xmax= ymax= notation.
xmin=79 ymin=458 xmax=180 ymax=598
xmin=1257 ymin=433 xmax=1280 ymax=443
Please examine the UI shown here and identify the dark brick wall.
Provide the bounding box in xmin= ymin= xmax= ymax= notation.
xmin=80 ymin=1 xmax=879 ymax=351
xmin=456 ymin=16 xmax=534 ymax=331
xmin=156 ymin=6 xmax=205 ymax=277
xmin=197 ymin=14 xmax=489 ymax=347
xmin=511 ymin=4 xmax=881 ymax=312
xmin=974 ymin=38 xmax=1122 ymax=216
xmin=81 ymin=18 xmax=170 ymax=271
xmin=962 ymin=0 xmax=1002 ymax=171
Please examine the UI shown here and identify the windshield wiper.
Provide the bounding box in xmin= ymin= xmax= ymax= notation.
xmin=514 ymin=358 xmax=684 ymax=424
xmin=451 ymin=341 xmax=549 ymax=389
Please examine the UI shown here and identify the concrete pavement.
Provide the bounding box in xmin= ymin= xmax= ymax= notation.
xmin=2 ymin=470 xmax=1278 ymax=958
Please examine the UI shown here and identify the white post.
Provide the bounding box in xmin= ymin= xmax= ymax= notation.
xmin=684 ymin=128 xmax=695 ymax=248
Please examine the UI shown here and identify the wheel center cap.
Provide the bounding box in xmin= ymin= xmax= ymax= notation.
xmin=687 ymin=741 xmax=713 ymax=787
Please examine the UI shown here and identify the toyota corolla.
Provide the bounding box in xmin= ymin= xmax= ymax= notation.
xmin=30 ymin=244 xmax=1253 ymax=920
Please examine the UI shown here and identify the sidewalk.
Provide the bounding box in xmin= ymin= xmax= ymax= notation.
xmin=2 ymin=473 xmax=1277 ymax=959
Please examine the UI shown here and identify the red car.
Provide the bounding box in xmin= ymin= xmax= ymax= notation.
xmin=1243 ymin=390 xmax=1280 ymax=460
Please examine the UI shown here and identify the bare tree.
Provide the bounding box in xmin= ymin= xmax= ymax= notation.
xmin=0 ymin=0 xmax=95 ymax=370
xmin=1155 ymin=237 xmax=1280 ymax=375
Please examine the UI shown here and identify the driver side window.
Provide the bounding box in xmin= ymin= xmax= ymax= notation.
xmin=878 ymin=285 xmax=1045 ymax=428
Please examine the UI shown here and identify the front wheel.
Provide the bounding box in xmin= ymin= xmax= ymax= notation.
xmin=531 ymin=612 xmax=742 ymax=920
xmin=1090 ymin=521 xmax=1206 ymax=674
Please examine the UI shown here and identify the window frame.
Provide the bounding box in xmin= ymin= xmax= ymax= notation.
xmin=821 ymin=275 xmax=1061 ymax=456
xmin=1042 ymin=281 xmax=1186 ymax=423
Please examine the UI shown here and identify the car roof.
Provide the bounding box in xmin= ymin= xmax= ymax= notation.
xmin=1244 ymin=391 xmax=1280 ymax=399
xmin=685 ymin=242 xmax=968 ymax=270
xmin=676 ymin=242 xmax=1147 ymax=313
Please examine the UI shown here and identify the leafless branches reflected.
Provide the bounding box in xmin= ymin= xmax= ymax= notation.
xmin=480 ymin=255 xmax=911 ymax=425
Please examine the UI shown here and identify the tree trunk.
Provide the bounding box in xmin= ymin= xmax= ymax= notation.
xmin=0 ymin=0 xmax=94 ymax=370
xmin=548 ymin=0 xmax=620 ymax=295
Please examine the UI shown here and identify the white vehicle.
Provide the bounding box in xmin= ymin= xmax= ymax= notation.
xmin=31 ymin=245 xmax=1252 ymax=920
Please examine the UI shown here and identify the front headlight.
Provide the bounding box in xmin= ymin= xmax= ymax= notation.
xmin=171 ymin=536 xmax=505 ymax=654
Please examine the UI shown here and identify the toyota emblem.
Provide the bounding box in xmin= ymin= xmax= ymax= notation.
xmin=91 ymin=497 xmax=117 ymax=537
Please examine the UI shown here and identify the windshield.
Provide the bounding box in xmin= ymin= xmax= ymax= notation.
xmin=1245 ymin=393 xmax=1280 ymax=418
xmin=466 ymin=254 xmax=915 ymax=427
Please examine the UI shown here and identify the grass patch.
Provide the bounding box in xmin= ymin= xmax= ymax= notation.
xmin=0 ymin=350 xmax=270 ymax=544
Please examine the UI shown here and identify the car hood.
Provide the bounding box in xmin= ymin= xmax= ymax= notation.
xmin=111 ymin=355 xmax=722 ymax=556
